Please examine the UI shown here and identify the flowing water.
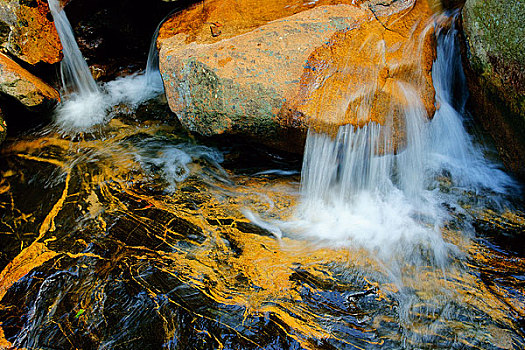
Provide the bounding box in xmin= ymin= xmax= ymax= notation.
xmin=47 ymin=0 xmax=164 ymax=133
xmin=0 ymin=6 xmax=524 ymax=350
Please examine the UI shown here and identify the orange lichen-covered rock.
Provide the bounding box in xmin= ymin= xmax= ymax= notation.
xmin=0 ymin=52 xmax=60 ymax=108
xmin=0 ymin=0 xmax=62 ymax=65
xmin=158 ymin=0 xmax=436 ymax=152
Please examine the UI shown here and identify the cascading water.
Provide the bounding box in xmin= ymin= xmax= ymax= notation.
xmin=428 ymin=21 xmax=517 ymax=195
xmin=145 ymin=21 xmax=165 ymax=92
xmin=286 ymin=15 xmax=517 ymax=256
xmin=47 ymin=0 xmax=165 ymax=132
xmin=248 ymin=14 xmax=520 ymax=344
xmin=47 ymin=0 xmax=98 ymax=96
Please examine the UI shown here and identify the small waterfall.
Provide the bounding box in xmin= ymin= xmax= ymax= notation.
xmin=47 ymin=0 xmax=166 ymax=132
xmin=47 ymin=0 xmax=98 ymax=96
xmin=293 ymin=15 xmax=518 ymax=254
xmin=428 ymin=21 xmax=518 ymax=194
xmin=145 ymin=21 xmax=164 ymax=92
xmin=296 ymin=83 xmax=444 ymax=263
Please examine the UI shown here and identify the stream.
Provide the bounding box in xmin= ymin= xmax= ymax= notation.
xmin=0 ymin=2 xmax=524 ymax=350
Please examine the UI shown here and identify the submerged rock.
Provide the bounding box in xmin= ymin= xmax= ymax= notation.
xmin=462 ymin=0 xmax=525 ymax=178
xmin=158 ymin=0 xmax=436 ymax=152
xmin=0 ymin=52 xmax=60 ymax=108
xmin=0 ymin=0 xmax=62 ymax=65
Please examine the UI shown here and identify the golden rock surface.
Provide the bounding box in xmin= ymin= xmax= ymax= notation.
xmin=158 ymin=0 xmax=436 ymax=151
xmin=1 ymin=0 xmax=63 ymax=65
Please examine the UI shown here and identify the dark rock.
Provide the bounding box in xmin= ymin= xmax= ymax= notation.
xmin=0 ymin=107 xmax=6 ymax=144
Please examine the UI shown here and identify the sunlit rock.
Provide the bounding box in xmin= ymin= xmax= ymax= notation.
xmin=462 ymin=0 xmax=525 ymax=178
xmin=158 ymin=0 xmax=436 ymax=152
xmin=0 ymin=0 xmax=63 ymax=65
xmin=0 ymin=52 xmax=60 ymax=108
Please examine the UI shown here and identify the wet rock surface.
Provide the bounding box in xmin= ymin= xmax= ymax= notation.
xmin=0 ymin=107 xmax=5 ymax=144
xmin=158 ymin=0 xmax=437 ymax=153
xmin=462 ymin=0 xmax=525 ymax=178
xmin=0 ymin=119 xmax=524 ymax=349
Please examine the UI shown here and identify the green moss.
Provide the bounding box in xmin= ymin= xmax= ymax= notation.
xmin=464 ymin=0 xmax=525 ymax=73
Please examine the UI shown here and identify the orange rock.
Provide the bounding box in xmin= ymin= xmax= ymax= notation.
xmin=290 ymin=0 xmax=436 ymax=145
xmin=158 ymin=0 xmax=436 ymax=152
xmin=1 ymin=0 xmax=63 ymax=65
xmin=0 ymin=52 xmax=60 ymax=108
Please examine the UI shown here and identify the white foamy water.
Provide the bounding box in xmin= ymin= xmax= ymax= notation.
xmin=48 ymin=0 xmax=164 ymax=132
xmin=248 ymin=20 xmax=518 ymax=267
xmin=54 ymin=74 xmax=164 ymax=132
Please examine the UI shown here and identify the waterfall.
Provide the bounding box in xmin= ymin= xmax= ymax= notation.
xmin=47 ymin=0 xmax=166 ymax=132
xmin=428 ymin=22 xmax=517 ymax=194
xmin=145 ymin=21 xmax=164 ymax=92
xmin=47 ymin=0 xmax=99 ymax=96
xmin=243 ymin=15 xmax=518 ymax=280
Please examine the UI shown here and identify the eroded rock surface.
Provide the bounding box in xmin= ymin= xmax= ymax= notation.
xmin=158 ymin=0 xmax=436 ymax=152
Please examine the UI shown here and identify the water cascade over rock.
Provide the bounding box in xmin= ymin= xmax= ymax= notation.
xmin=244 ymin=15 xmax=519 ymax=340
xmin=47 ymin=0 xmax=98 ymax=96
xmin=294 ymin=19 xmax=517 ymax=253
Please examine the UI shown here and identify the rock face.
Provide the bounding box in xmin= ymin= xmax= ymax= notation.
xmin=462 ymin=0 xmax=525 ymax=178
xmin=0 ymin=52 xmax=60 ymax=108
xmin=158 ymin=0 xmax=436 ymax=152
xmin=0 ymin=0 xmax=62 ymax=65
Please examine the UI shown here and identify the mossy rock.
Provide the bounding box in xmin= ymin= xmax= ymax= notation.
xmin=462 ymin=0 xmax=525 ymax=178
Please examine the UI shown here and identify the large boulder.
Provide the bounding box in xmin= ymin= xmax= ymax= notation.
xmin=0 ymin=52 xmax=60 ymax=108
xmin=158 ymin=0 xmax=436 ymax=152
xmin=0 ymin=0 xmax=62 ymax=65
xmin=462 ymin=0 xmax=525 ymax=178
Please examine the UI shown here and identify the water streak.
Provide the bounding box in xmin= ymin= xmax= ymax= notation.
xmin=145 ymin=20 xmax=165 ymax=92
xmin=47 ymin=0 xmax=99 ymax=96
